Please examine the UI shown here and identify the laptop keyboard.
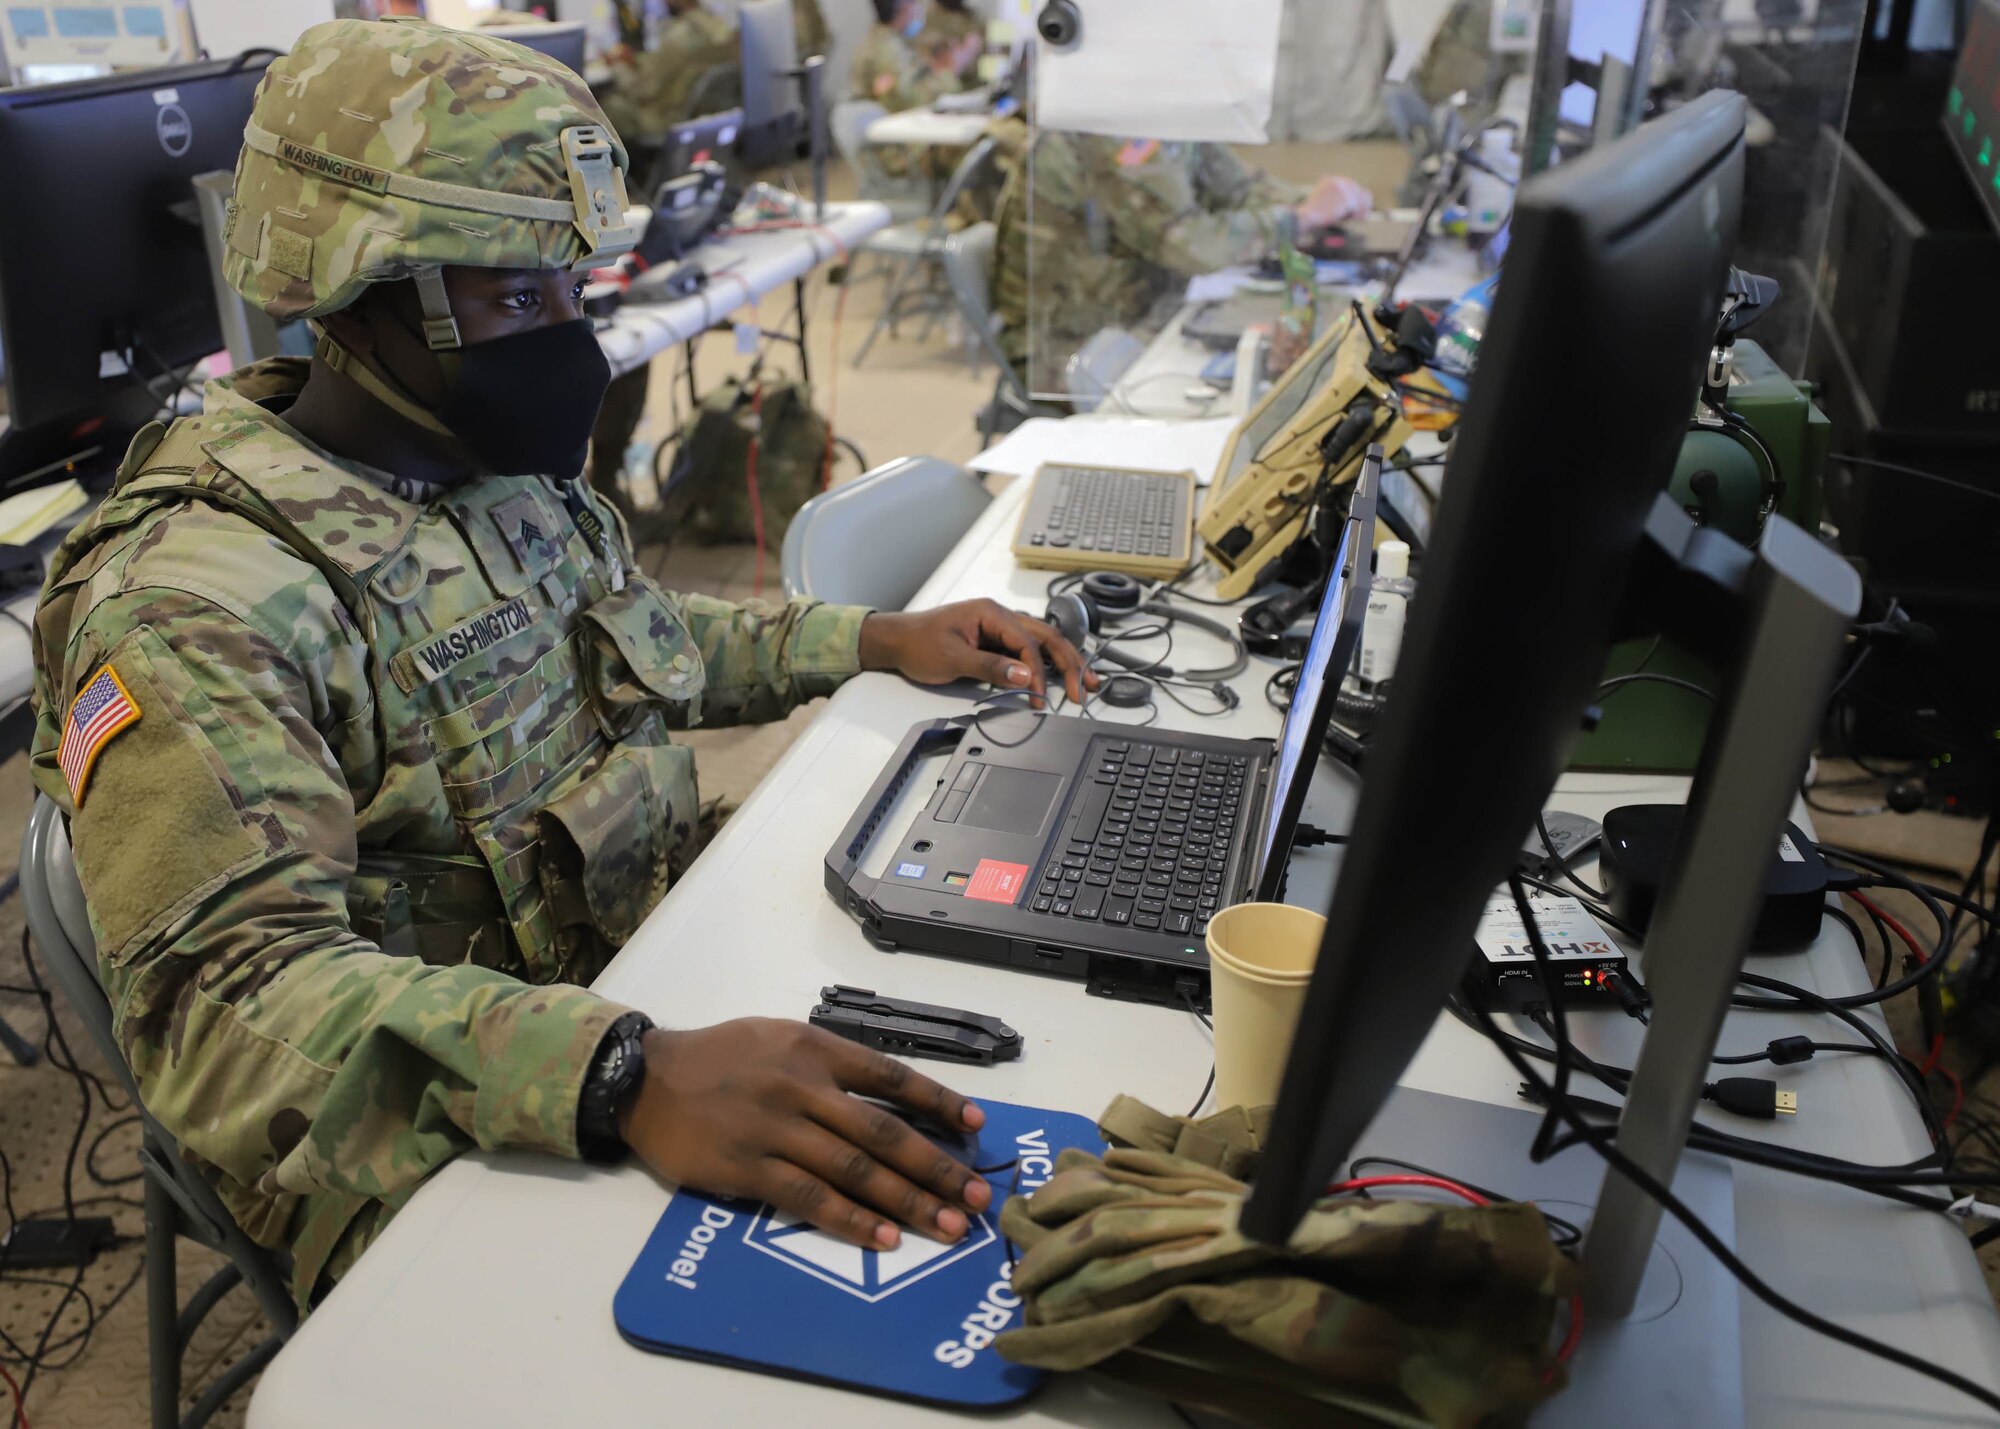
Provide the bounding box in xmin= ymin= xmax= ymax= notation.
xmin=1033 ymin=741 xmax=1248 ymax=937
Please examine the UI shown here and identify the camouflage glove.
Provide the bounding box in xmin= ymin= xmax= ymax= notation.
xmin=996 ymin=1110 xmax=1575 ymax=1429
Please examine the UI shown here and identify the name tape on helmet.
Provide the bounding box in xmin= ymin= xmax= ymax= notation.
xmin=276 ymin=138 xmax=391 ymax=195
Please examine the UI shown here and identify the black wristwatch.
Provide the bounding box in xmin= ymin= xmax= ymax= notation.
xmin=577 ymin=1011 xmax=653 ymax=1163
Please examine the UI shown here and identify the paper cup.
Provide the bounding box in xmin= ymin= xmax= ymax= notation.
xmin=1206 ymin=902 xmax=1327 ymax=1111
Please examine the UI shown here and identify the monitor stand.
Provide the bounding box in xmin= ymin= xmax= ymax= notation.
xmin=1350 ymin=1084 xmax=1744 ymax=1428
xmin=1581 ymin=501 xmax=1860 ymax=1316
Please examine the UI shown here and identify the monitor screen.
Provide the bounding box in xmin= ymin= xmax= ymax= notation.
xmin=1560 ymin=0 xmax=1648 ymax=130
xmin=1251 ymin=455 xmax=1379 ymax=899
xmin=1947 ymin=0 xmax=2000 ymax=235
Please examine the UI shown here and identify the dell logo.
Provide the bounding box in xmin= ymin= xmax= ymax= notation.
xmin=156 ymin=104 xmax=192 ymax=158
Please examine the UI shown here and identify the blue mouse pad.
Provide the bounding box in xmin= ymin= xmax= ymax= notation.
xmin=613 ymin=1099 xmax=1103 ymax=1408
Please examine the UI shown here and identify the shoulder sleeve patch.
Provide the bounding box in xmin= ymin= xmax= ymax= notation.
xmin=69 ymin=632 xmax=264 ymax=964
xmin=59 ymin=665 xmax=141 ymax=808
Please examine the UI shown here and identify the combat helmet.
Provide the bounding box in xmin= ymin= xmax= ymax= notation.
xmin=223 ymin=17 xmax=639 ymax=369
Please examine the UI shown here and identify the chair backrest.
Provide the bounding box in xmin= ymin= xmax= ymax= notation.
xmin=781 ymin=456 xmax=992 ymax=609
xmin=20 ymin=796 xmax=300 ymax=1336
xmin=940 ymin=222 xmax=1026 ymax=400
xmin=829 ymin=99 xmax=933 ymax=222
xmin=926 ymin=133 xmax=999 ymax=233
xmin=22 ymin=798 xmax=136 ymax=1102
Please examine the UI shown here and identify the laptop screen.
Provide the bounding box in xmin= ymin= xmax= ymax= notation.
xmin=1251 ymin=453 xmax=1381 ymax=899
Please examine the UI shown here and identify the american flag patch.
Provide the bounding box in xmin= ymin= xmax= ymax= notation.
xmin=59 ymin=666 xmax=140 ymax=807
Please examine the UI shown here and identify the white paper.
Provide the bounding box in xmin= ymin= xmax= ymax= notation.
xmin=969 ymin=415 xmax=1238 ymax=488
xmin=187 ymin=0 xmax=335 ymax=59
xmin=1183 ymin=267 xmax=1258 ymax=305
xmin=1033 ymin=0 xmax=1283 ymax=144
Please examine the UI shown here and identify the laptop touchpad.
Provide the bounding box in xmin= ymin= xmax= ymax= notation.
xmin=957 ymin=766 xmax=1060 ymax=835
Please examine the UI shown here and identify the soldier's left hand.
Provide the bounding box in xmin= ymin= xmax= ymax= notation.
xmin=859 ymin=599 xmax=1098 ymax=707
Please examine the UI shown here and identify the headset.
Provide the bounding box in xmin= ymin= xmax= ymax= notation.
xmin=1040 ymin=571 xmax=1248 ymax=718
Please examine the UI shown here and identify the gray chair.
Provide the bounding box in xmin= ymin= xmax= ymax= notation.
xmin=937 ymin=221 xmax=1066 ymax=447
xmin=21 ymin=796 xmax=296 ymax=1429
xmin=852 ymin=134 xmax=1000 ymax=366
xmin=781 ymin=456 xmax=993 ymax=609
xmin=829 ymin=98 xmax=931 ymax=225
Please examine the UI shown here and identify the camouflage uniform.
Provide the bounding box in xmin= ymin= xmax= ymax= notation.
xmin=600 ymin=5 xmax=739 ymax=143
xmin=851 ymin=22 xmax=957 ymax=113
xmin=920 ymin=1 xmax=983 ymax=76
xmin=989 ymin=118 xmax=1303 ymax=391
xmin=997 ymin=1098 xmax=1577 ymax=1427
xmin=29 ymin=18 xmax=870 ymax=1315
xmin=793 ymin=0 xmax=830 ymax=59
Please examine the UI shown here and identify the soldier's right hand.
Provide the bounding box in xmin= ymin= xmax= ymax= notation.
xmin=616 ymin=1019 xmax=993 ymax=1250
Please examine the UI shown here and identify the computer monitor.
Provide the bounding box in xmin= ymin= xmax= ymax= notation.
xmin=662 ymin=106 xmax=744 ymax=178
xmin=0 ymin=54 xmax=271 ymax=490
xmin=1 ymin=2 xmax=186 ymax=82
xmin=1238 ymin=90 xmax=1749 ymax=1244
xmin=738 ymin=0 xmax=798 ymax=167
xmin=501 ymin=19 xmax=587 ymax=77
xmin=1561 ymin=0 xmax=1650 ymax=136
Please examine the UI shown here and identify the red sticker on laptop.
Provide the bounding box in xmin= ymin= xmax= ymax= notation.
xmin=964 ymin=859 xmax=1031 ymax=904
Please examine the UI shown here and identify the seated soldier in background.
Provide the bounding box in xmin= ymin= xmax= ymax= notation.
xmin=853 ymin=0 xmax=976 ymax=113
xmin=598 ymin=0 xmax=737 ymax=148
xmin=987 ymin=117 xmax=1371 ymax=390
xmin=33 ymin=17 xmax=1095 ymax=1318
xmin=922 ymin=0 xmax=985 ymax=84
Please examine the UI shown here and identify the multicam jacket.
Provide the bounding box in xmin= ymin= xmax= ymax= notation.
xmin=989 ymin=119 xmax=1303 ymax=388
xmin=599 ymin=6 xmax=739 ymax=142
xmin=29 ymin=359 xmax=868 ymax=1312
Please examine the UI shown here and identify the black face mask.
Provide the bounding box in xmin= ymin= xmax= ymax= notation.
xmin=433 ymin=318 xmax=612 ymax=480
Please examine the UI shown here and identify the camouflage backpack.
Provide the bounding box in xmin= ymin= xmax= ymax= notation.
xmin=657 ymin=378 xmax=830 ymax=547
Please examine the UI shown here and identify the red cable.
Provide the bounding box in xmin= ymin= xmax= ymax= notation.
xmin=1941 ymin=1065 xmax=1966 ymax=1129
xmin=745 ymin=382 xmax=766 ymax=598
xmin=1851 ymin=891 xmax=1929 ymax=970
xmin=1326 ymin=1175 xmax=1585 ymax=1371
xmin=0 ymin=1360 xmax=29 ymax=1429
xmin=1326 ymin=1174 xmax=1490 ymax=1206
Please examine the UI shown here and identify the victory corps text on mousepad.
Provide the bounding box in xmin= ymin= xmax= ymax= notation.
xmin=613 ymin=1099 xmax=1104 ymax=1408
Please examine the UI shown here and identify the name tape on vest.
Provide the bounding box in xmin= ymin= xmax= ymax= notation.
xmin=391 ymin=596 xmax=536 ymax=692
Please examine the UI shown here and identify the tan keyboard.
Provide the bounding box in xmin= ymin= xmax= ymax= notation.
xmin=1010 ymin=462 xmax=1195 ymax=580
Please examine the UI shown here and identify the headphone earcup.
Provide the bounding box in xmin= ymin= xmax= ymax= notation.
xmin=1045 ymin=591 xmax=1095 ymax=647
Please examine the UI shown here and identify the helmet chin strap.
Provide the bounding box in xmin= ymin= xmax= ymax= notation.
xmin=309 ymin=267 xmax=464 ymax=438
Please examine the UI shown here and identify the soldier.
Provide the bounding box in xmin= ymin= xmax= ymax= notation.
xmin=597 ymin=0 xmax=738 ymax=147
xmin=852 ymin=0 xmax=972 ymax=114
xmin=921 ymin=0 xmax=984 ymax=84
xmin=30 ymin=16 xmax=1093 ymax=1316
xmin=988 ymin=118 xmax=1371 ymax=391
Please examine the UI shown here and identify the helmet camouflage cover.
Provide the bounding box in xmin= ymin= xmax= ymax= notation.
xmin=224 ymin=17 xmax=641 ymax=329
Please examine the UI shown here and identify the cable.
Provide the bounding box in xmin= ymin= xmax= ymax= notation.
xmin=1472 ymin=893 xmax=2000 ymax=1417
xmin=1344 ymin=1156 xmax=1583 ymax=1247
xmin=0 ymin=1360 xmax=25 ymax=1429
xmin=1179 ymin=985 xmax=1214 ymax=1118
xmin=1829 ymin=452 xmax=2000 ymax=509
xmin=1594 ymin=672 xmax=1715 ymax=702
xmin=82 ymin=1116 xmax=140 ymax=1189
